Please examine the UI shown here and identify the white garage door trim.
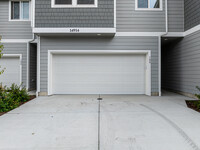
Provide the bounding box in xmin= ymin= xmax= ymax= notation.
xmin=48 ymin=50 xmax=151 ymax=96
xmin=1 ymin=54 xmax=22 ymax=86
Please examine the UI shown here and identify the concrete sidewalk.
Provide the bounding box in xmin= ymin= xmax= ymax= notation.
xmin=0 ymin=93 xmax=200 ymax=150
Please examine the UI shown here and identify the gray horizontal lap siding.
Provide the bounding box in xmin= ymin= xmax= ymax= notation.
xmin=116 ymin=0 xmax=166 ymax=32
xmin=168 ymin=0 xmax=184 ymax=32
xmin=35 ymin=0 xmax=114 ymax=28
xmin=40 ymin=36 xmax=159 ymax=93
xmin=184 ymin=0 xmax=200 ymax=31
xmin=1 ymin=43 xmax=27 ymax=88
xmin=162 ymin=30 xmax=200 ymax=95
xmin=0 ymin=0 xmax=32 ymax=39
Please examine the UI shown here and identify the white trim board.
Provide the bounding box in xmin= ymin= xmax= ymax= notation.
xmin=116 ymin=32 xmax=166 ymax=37
xmin=184 ymin=24 xmax=200 ymax=36
xmin=32 ymin=25 xmax=200 ymax=37
xmin=26 ymin=43 xmax=30 ymax=89
xmin=1 ymin=54 xmax=22 ymax=86
xmin=1 ymin=39 xmax=33 ymax=43
xmin=114 ymin=0 xmax=116 ymax=28
xmin=33 ymin=28 xmax=116 ymax=34
xmin=47 ymin=50 xmax=151 ymax=96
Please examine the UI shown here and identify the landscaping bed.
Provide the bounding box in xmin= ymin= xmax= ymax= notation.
xmin=186 ymin=100 xmax=200 ymax=113
xmin=0 ymin=84 xmax=36 ymax=116
xmin=186 ymin=86 xmax=200 ymax=113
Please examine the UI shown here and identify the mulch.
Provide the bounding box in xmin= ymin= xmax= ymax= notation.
xmin=0 ymin=95 xmax=36 ymax=116
xmin=186 ymin=100 xmax=200 ymax=113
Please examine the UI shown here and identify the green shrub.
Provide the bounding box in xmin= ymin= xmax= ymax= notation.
xmin=0 ymin=84 xmax=30 ymax=112
xmin=195 ymin=86 xmax=200 ymax=100
xmin=194 ymin=86 xmax=200 ymax=110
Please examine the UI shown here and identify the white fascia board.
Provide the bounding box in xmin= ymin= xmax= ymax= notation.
xmin=116 ymin=32 xmax=166 ymax=36
xmin=184 ymin=24 xmax=200 ymax=36
xmin=162 ymin=32 xmax=184 ymax=37
xmin=33 ymin=28 xmax=116 ymax=34
xmin=1 ymin=39 xmax=33 ymax=43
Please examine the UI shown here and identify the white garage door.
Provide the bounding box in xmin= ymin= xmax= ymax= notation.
xmin=52 ymin=54 xmax=146 ymax=94
xmin=0 ymin=57 xmax=21 ymax=87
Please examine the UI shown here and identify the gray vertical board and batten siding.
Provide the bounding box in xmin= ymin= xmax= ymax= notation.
xmin=1 ymin=43 xmax=28 ymax=87
xmin=116 ymin=0 xmax=166 ymax=32
xmin=184 ymin=0 xmax=200 ymax=31
xmin=35 ymin=0 xmax=114 ymax=28
xmin=168 ymin=0 xmax=184 ymax=32
xmin=0 ymin=0 xmax=32 ymax=39
xmin=162 ymin=30 xmax=200 ymax=95
xmin=40 ymin=36 xmax=159 ymax=94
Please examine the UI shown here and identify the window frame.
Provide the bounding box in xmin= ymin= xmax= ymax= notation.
xmin=9 ymin=0 xmax=31 ymax=21
xmin=135 ymin=0 xmax=163 ymax=11
xmin=51 ymin=0 xmax=98 ymax=8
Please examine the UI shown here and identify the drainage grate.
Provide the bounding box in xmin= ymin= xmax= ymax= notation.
xmin=97 ymin=94 xmax=103 ymax=101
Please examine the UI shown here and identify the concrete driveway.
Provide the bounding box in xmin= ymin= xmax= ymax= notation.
xmin=0 ymin=93 xmax=200 ymax=150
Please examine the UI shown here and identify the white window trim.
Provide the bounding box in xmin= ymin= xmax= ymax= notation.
xmin=135 ymin=0 xmax=163 ymax=11
xmin=51 ymin=0 xmax=98 ymax=8
xmin=9 ymin=0 xmax=31 ymax=21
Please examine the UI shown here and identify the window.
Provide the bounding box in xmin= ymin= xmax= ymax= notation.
xmin=10 ymin=1 xmax=30 ymax=21
xmin=136 ymin=0 xmax=162 ymax=10
xmin=52 ymin=0 xmax=97 ymax=7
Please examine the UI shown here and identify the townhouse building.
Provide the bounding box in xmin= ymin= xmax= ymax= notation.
xmin=0 ymin=0 xmax=199 ymax=97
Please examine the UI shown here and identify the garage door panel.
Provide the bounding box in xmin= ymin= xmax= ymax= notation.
xmin=53 ymin=83 xmax=144 ymax=94
xmin=52 ymin=54 xmax=146 ymax=94
xmin=53 ymin=72 xmax=144 ymax=81
xmin=0 ymin=57 xmax=20 ymax=87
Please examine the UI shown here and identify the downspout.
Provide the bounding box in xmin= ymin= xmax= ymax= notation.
xmin=158 ymin=0 xmax=168 ymax=96
xmin=36 ymin=35 xmax=40 ymax=97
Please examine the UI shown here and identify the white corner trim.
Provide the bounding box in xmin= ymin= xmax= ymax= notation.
xmin=158 ymin=36 xmax=161 ymax=96
xmin=26 ymin=43 xmax=30 ymax=90
xmin=47 ymin=50 xmax=151 ymax=96
xmin=2 ymin=54 xmax=22 ymax=86
xmin=33 ymin=28 xmax=116 ymax=34
xmin=114 ymin=0 xmax=116 ymax=28
xmin=1 ymin=39 xmax=33 ymax=43
xmin=184 ymin=24 xmax=200 ymax=36
xmin=32 ymin=0 xmax=35 ymax=28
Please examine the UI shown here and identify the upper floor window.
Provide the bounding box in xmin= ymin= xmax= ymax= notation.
xmin=52 ymin=0 xmax=98 ymax=8
xmin=136 ymin=0 xmax=162 ymax=10
xmin=10 ymin=1 xmax=30 ymax=21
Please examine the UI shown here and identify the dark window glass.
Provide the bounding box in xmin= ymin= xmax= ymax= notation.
xmin=55 ymin=0 xmax=72 ymax=4
xmin=138 ymin=0 xmax=148 ymax=8
xmin=77 ymin=0 xmax=94 ymax=4
xmin=150 ymin=0 xmax=159 ymax=8
xmin=11 ymin=2 xmax=20 ymax=19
